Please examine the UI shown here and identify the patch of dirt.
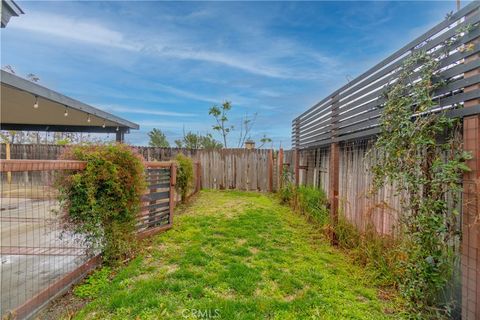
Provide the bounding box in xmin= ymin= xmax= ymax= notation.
xmin=249 ymin=247 xmax=259 ymax=254
xmin=236 ymin=239 xmax=247 ymax=246
xmin=165 ymin=264 xmax=178 ymax=274
xmin=34 ymin=289 xmax=86 ymax=320
xmin=377 ymin=288 xmax=395 ymax=301
xmin=283 ymin=285 xmax=310 ymax=302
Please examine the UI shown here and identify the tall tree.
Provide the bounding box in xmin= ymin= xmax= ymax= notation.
xmin=175 ymin=131 xmax=222 ymax=149
xmin=200 ymin=133 xmax=223 ymax=149
xmin=148 ymin=128 xmax=170 ymax=147
xmin=209 ymin=101 xmax=234 ymax=148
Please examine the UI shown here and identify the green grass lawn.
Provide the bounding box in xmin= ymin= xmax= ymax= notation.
xmin=73 ymin=190 xmax=403 ymax=319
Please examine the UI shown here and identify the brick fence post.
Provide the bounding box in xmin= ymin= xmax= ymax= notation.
xmin=461 ymin=8 xmax=480 ymax=319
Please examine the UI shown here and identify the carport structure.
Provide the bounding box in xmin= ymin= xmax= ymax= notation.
xmin=0 ymin=70 xmax=139 ymax=142
xmin=0 ymin=70 xmax=142 ymax=319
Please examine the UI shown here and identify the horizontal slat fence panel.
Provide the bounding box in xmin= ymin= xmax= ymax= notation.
xmin=293 ymin=1 xmax=480 ymax=149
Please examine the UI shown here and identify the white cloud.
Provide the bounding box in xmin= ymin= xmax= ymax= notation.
xmin=150 ymin=46 xmax=295 ymax=79
xmin=9 ymin=12 xmax=139 ymax=51
xmin=9 ymin=10 xmax=342 ymax=80
xmin=135 ymin=120 xmax=205 ymax=130
xmin=101 ymin=104 xmax=196 ymax=117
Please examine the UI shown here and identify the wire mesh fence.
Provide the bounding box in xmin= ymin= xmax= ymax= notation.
xmin=0 ymin=162 xmax=94 ymax=319
xmin=0 ymin=160 xmax=177 ymax=319
xmin=297 ymin=146 xmax=330 ymax=191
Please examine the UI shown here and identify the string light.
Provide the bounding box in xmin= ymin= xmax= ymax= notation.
xmin=87 ymin=114 xmax=91 ymax=123
xmin=64 ymin=107 xmax=68 ymax=117
xmin=33 ymin=96 xmax=39 ymax=109
xmin=116 ymin=126 xmax=119 ymax=132
xmin=102 ymin=121 xmax=106 ymax=128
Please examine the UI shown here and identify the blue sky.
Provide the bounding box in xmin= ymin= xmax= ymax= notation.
xmin=1 ymin=1 xmax=459 ymax=147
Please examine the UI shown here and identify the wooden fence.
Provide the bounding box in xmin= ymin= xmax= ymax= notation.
xmin=0 ymin=159 xmax=177 ymax=319
xmin=291 ymin=3 xmax=480 ymax=319
xmin=1 ymin=145 xmax=279 ymax=192
xmin=295 ymin=141 xmax=404 ymax=235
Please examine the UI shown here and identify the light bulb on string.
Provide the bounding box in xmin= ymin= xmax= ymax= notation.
xmin=33 ymin=96 xmax=39 ymax=109
xmin=64 ymin=108 xmax=68 ymax=117
xmin=87 ymin=114 xmax=91 ymax=123
xmin=116 ymin=126 xmax=119 ymax=132
xmin=102 ymin=121 xmax=106 ymax=128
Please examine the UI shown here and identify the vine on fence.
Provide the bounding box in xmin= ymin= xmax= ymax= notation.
xmin=371 ymin=50 xmax=471 ymax=317
xmin=57 ymin=144 xmax=146 ymax=265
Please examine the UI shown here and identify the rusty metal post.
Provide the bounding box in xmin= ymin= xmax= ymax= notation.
xmin=329 ymin=94 xmax=340 ymax=245
xmin=461 ymin=10 xmax=480 ymax=319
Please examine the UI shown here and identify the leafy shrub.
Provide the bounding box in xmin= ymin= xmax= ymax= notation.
xmin=175 ymin=153 xmax=194 ymax=203
xmin=74 ymin=267 xmax=111 ymax=299
xmin=57 ymin=144 xmax=146 ymax=265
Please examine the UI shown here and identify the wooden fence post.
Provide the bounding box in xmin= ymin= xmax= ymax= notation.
xmin=294 ymin=149 xmax=299 ymax=186
xmin=169 ymin=163 xmax=177 ymax=225
xmin=278 ymin=148 xmax=284 ymax=190
xmin=268 ymin=149 xmax=273 ymax=192
xmin=195 ymin=162 xmax=201 ymax=193
xmin=461 ymin=11 xmax=480 ymax=319
xmin=329 ymin=94 xmax=340 ymax=245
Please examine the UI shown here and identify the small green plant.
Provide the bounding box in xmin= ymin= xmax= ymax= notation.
xmin=278 ymin=168 xmax=295 ymax=204
xmin=296 ymin=186 xmax=329 ymax=225
xmin=175 ymin=153 xmax=194 ymax=203
xmin=278 ymin=173 xmax=329 ymax=226
xmin=57 ymin=144 xmax=146 ymax=265
xmin=74 ymin=267 xmax=111 ymax=299
xmin=334 ymin=217 xmax=401 ymax=286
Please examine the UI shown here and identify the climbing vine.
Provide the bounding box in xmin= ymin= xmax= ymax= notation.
xmin=57 ymin=144 xmax=146 ymax=265
xmin=371 ymin=50 xmax=471 ymax=317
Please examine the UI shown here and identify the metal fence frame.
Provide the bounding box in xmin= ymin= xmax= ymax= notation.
xmin=0 ymin=159 xmax=177 ymax=319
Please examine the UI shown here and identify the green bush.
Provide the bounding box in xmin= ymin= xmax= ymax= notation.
xmin=175 ymin=153 xmax=194 ymax=203
xmin=74 ymin=267 xmax=111 ymax=299
xmin=57 ymin=144 xmax=146 ymax=265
